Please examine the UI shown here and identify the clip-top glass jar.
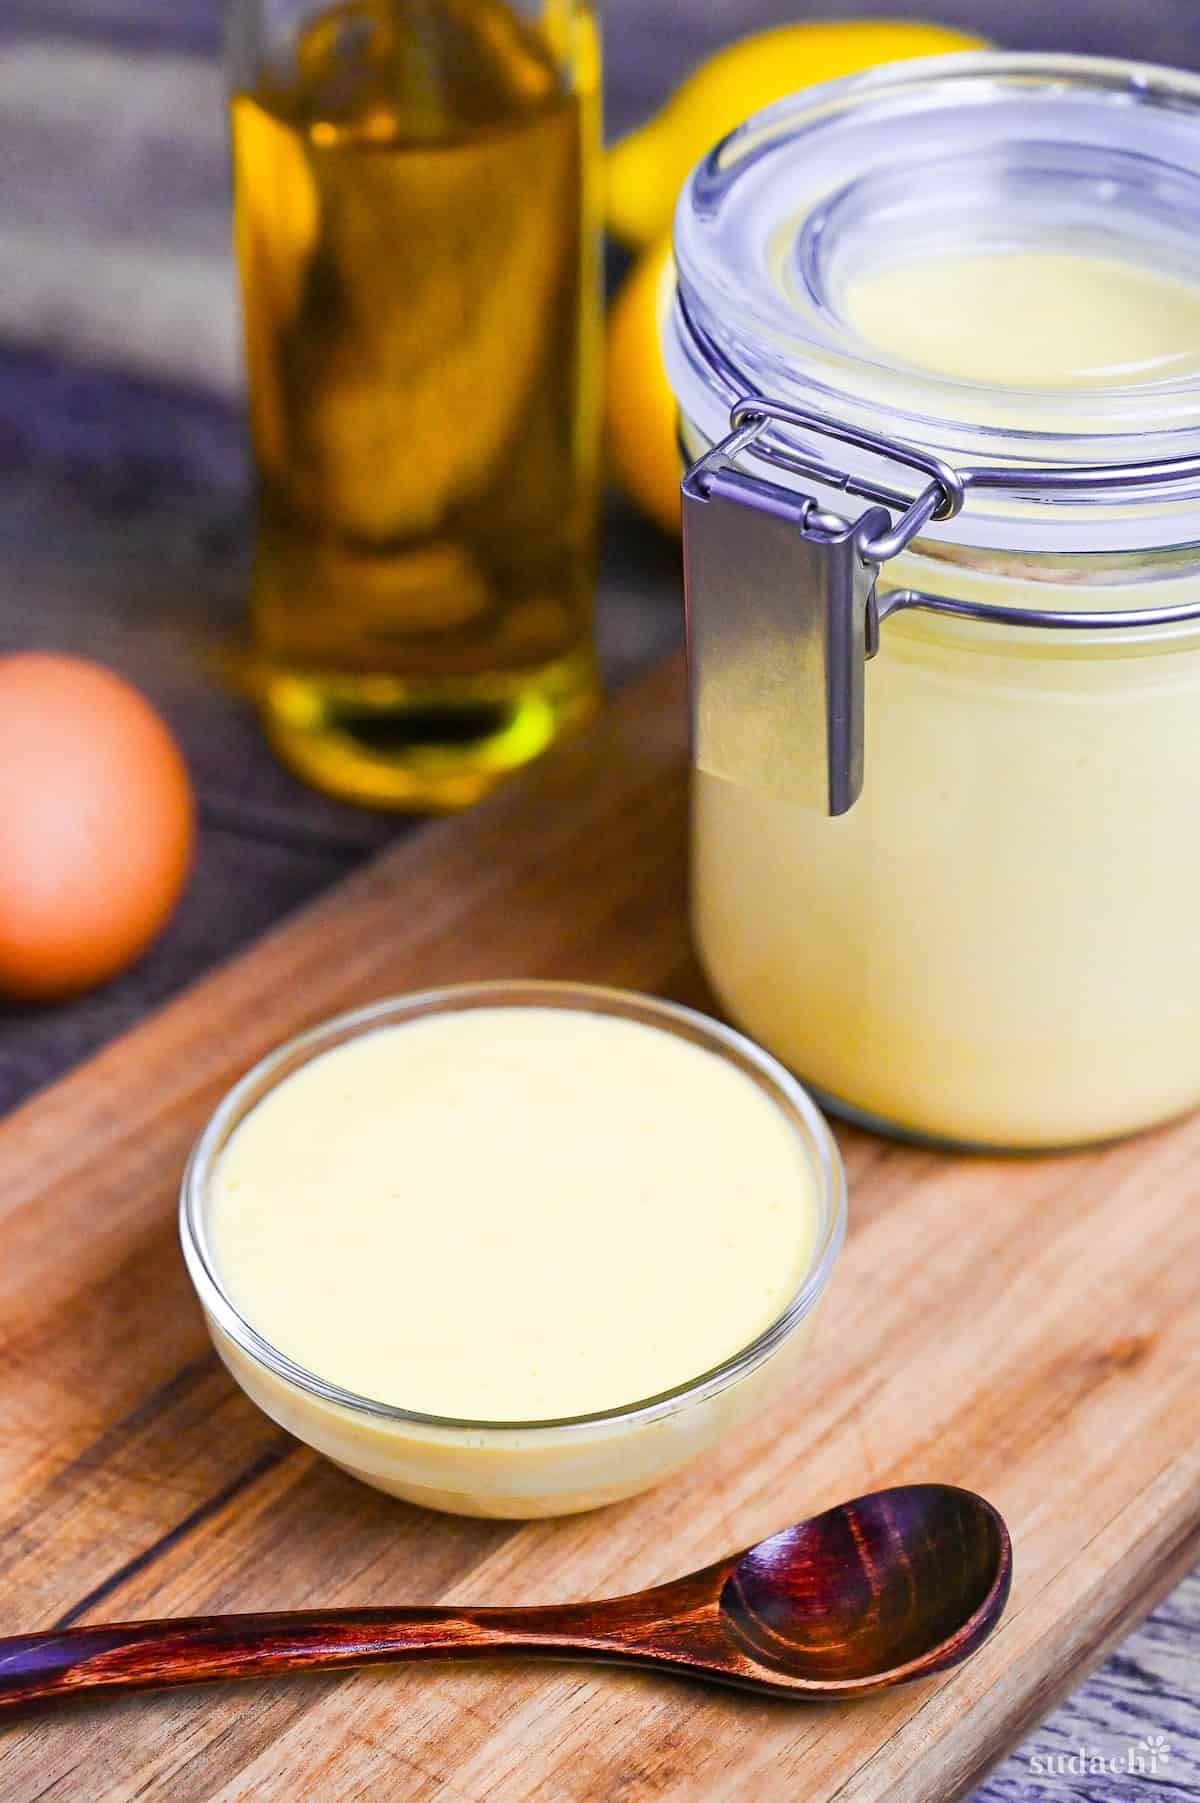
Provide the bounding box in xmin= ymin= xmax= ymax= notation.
xmin=666 ymin=52 xmax=1200 ymax=1150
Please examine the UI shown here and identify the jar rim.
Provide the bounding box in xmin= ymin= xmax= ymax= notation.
xmin=668 ymin=51 xmax=1200 ymax=552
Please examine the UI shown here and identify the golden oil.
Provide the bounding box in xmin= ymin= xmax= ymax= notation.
xmin=231 ymin=0 xmax=602 ymax=808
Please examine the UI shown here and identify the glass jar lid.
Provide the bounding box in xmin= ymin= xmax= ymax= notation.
xmin=667 ymin=52 xmax=1200 ymax=552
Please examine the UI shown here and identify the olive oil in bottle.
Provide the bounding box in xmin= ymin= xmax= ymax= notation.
xmin=231 ymin=0 xmax=602 ymax=807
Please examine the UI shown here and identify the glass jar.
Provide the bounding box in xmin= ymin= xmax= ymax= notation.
xmin=665 ymin=53 xmax=1200 ymax=1150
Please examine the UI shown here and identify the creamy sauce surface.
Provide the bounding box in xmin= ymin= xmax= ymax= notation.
xmin=844 ymin=249 xmax=1200 ymax=389
xmin=210 ymin=1007 xmax=817 ymax=1420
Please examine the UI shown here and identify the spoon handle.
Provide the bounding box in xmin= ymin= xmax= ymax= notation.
xmin=0 ymin=1600 xmax=669 ymax=1713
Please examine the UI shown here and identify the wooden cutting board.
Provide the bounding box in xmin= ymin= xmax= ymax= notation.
xmin=1 ymin=653 xmax=1198 ymax=1803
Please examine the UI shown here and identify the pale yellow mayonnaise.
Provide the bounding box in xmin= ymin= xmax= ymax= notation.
xmin=692 ymin=247 xmax=1200 ymax=1147
xmin=209 ymin=1007 xmax=817 ymax=1422
xmin=843 ymin=248 xmax=1200 ymax=389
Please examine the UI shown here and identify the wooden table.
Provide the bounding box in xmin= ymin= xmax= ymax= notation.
xmin=1 ymin=1 xmax=1198 ymax=1796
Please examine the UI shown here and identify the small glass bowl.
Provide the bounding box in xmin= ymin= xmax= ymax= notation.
xmin=180 ymin=981 xmax=846 ymax=1518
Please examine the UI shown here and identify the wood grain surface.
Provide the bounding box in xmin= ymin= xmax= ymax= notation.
xmin=1 ymin=654 xmax=1199 ymax=1801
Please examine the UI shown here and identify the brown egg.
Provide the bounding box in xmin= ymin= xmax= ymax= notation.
xmin=0 ymin=653 xmax=195 ymax=1001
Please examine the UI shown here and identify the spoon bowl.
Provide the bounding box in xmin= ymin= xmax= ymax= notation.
xmin=717 ymin=1484 xmax=1011 ymax=1693
xmin=0 ymin=1484 xmax=1011 ymax=1712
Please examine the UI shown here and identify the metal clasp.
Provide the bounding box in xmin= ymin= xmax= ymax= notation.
xmin=681 ymin=401 xmax=959 ymax=816
xmin=682 ymin=394 xmax=1200 ymax=816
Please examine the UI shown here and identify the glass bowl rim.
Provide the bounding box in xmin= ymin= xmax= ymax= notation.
xmin=179 ymin=980 xmax=847 ymax=1438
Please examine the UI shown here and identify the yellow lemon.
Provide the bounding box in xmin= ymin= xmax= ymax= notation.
xmin=606 ymin=20 xmax=990 ymax=249
xmin=605 ymin=235 xmax=680 ymax=536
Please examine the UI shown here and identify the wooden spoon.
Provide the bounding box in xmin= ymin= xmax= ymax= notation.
xmin=0 ymin=1484 xmax=1010 ymax=1712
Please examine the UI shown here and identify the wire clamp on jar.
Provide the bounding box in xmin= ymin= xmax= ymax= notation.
xmin=682 ymin=394 xmax=1200 ymax=816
